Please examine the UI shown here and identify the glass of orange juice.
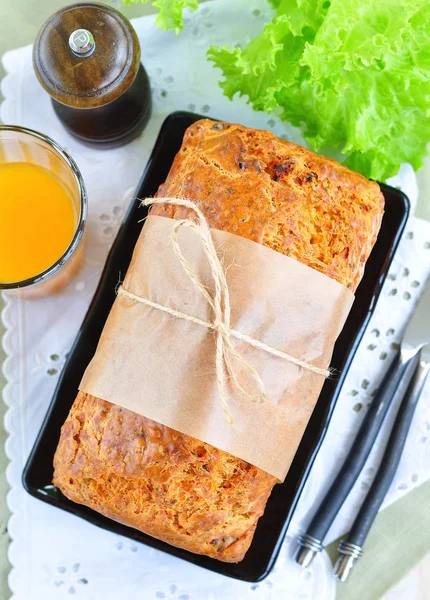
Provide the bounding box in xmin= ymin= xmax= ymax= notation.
xmin=0 ymin=125 xmax=87 ymax=297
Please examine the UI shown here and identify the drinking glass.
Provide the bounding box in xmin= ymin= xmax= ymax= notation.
xmin=0 ymin=125 xmax=87 ymax=297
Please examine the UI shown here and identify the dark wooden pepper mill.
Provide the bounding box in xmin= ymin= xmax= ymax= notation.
xmin=33 ymin=3 xmax=151 ymax=148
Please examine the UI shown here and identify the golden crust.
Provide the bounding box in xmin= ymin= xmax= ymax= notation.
xmin=53 ymin=119 xmax=384 ymax=562
xmin=54 ymin=392 xmax=275 ymax=561
xmin=153 ymin=119 xmax=384 ymax=291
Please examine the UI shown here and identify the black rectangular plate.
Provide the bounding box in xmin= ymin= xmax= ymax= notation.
xmin=23 ymin=111 xmax=409 ymax=582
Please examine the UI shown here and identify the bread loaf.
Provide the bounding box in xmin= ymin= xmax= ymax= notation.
xmin=53 ymin=119 xmax=384 ymax=562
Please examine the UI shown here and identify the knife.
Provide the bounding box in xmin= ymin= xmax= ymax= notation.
xmin=296 ymin=275 xmax=430 ymax=573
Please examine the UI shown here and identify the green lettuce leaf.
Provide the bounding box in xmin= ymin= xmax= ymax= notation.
xmin=209 ymin=0 xmax=430 ymax=181
xmin=123 ymin=0 xmax=198 ymax=33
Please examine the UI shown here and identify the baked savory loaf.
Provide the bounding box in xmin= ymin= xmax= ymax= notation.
xmin=53 ymin=119 xmax=384 ymax=562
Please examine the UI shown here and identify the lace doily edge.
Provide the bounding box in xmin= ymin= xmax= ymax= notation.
xmin=1 ymin=290 xmax=23 ymax=599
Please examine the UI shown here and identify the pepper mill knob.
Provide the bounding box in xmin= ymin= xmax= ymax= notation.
xmin=68 ymin=29 xmax=95 ymax=57
xmin=33 ymin=2 xmax=151 ymax=148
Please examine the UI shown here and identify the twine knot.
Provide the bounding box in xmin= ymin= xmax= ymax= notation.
xmin=118 ymin=197 xmax=330 ymax=423
xmin=214 ymin=321 xmax=227 ymax=335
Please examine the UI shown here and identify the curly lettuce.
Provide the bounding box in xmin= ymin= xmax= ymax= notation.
xmin=123 ymin=0 xmax=199 ymax=33
xmin=126 ymin=0 xmax=430 ymax=180
xmin=209 ymin=0 xmax=430 ymax=180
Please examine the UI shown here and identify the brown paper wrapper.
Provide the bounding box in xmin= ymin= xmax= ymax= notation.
xmin=80 ymin=215 xmax=354 ymax=481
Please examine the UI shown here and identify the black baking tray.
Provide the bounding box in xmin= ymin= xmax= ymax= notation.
xmin=23 ymin=111 xmax=409 ymax=582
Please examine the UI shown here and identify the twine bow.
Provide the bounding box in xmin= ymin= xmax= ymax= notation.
xmin=118 ymin=197 xmax=330 ymax=423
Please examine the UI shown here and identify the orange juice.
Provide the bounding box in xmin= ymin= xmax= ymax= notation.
xmin=0 ymin=162 xmax=77 ymax=283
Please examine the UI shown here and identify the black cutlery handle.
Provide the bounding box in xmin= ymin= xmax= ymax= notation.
xmin=303 ymin=350 xmax=405 ymax=542
xmin=346 ymin=351 xmax=428 ymax=547
xmin=296 ymin=348 xmax=420 ymax=567
xmin=334 ymin=350 xmax=428 ymax=581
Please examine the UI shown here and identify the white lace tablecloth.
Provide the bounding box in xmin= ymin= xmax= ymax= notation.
xmin=1 ymin=2 xmax=430 ymax=599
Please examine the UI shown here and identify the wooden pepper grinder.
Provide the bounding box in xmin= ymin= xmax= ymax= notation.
xmin=33 ymin=3 xmax=151 ymax=148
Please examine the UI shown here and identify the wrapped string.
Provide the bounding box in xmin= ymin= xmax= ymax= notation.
xmin=118 ymin=197 xmax=330 ymax=423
